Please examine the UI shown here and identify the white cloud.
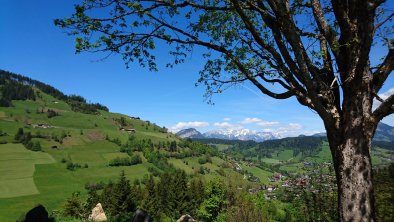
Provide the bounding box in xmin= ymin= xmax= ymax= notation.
xmin=288 ymin=123 xmax=302 ymax=130
xmin=214 ymin=122 xmax=243 ymax=130
xmin=170 ymin=121 xmax=209 ymax=132
xmin=256 ymin=121 xmax=280 ymax=126
xmin=275 ymin=123 xmax=304 ymax=137
xmin=240 ymin=117 xmax=279 ymax=127
xmin=373 ymin=88 xmax=394 ymax=110
xmin=240 ymin=117 xmax=262 ymax=124
xmin=223 ymin=117 xmax=231 ymax=121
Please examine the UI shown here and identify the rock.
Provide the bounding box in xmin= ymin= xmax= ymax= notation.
xmin=23 ymin=204 xmax=52 ymax=222
xmin=132 ymin=209 xmax=153 ymax=222
xmin=176 ymin=214 xmax=196 ymax=222
xmin=88 ymin=203 xmax=107 ymax=221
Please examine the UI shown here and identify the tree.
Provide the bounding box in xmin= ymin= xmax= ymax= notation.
xmin=142 ymin=175 xmax=160 ymax=219
xmin=55 ymin=1 xmax=394 ymax=221
xmin=188 ymin=178 xmax=205 ymax=216
xmin=197 ymin=179 xmax=227 ymax=221
xmin=62 ymin=192 xmax=84 ymax=219
xmin=113 ymin=170 xmax=135 ymax=214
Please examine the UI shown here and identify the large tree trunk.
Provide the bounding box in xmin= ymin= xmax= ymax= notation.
xmin=326 ymin=87 xmax=377 ymax=222
xmin=331 ymin=133 xmax=375 ymax=222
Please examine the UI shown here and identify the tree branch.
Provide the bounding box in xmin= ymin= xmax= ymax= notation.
xmin=374 ymin=12 xmax=394 ymax=32
xmin=373 ymin=93 xmax=394 ymax=121
xmin=258 ymin=74 xmax=291 ymax=90
xmin=372 ymin=49 xmax=394 ymax=93
xmin=311 ymin=0 xmax=339 ymax=58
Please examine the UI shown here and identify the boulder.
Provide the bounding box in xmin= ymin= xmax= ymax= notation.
xmin=23 ymin=204 xmax=52 ymax=222
xmin=177 ymin=214 xmax=196 ymax=222
xmin=88 ymin=203 xmax=107 ymax=221
xmin=132 ymin=209 xmax=153 ymax=222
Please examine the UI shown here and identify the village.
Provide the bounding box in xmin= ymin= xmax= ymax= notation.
xmin=227 ymin=156 xmax=337 ymax=200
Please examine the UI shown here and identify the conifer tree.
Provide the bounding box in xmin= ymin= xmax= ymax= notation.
xmin=113 ymin=170 xmax=135 ymax=214
xmin=142 ymin=175 xmax=160 ymax=219
xmin=14 ymin=128 xmax=24 ymax=142
xmin=188 ymin=178 xmax=205 ymax=216
xmin=130 ymin=180 xmax=143 ymax=208
xmin=101 ymin=181 xmax=117 ymax=216
xmin=62 ymin=192 xmax=84 ymax=219
xmin=172 ymin=170 xmax=189 ymax=218
xmin=155 ymin=172 xmax=169 ymax=217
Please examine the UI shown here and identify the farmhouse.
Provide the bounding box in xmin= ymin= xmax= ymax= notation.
xmin=120 ymin=127 xmax=136 ymax=134
xmin=33 ymin=123 xmax=52 ymax=129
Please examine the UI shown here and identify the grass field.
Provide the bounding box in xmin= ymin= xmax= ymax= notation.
xmin=304 ymin=142 xmax=333 ymax=164
xmin=0 ymin=94 xmax=243 ymax=221
xmin=276 ymin=149 xmax=294 ymax=161
xmin=0 ymin=94 xmax=182 ymax=220
xmin=242 ymin=164 xmax=274 ymax=184
xmin=0 ymin=144 xmax=55 ymax=198
xmin=261 ymin=157 xmax=281 ymax=164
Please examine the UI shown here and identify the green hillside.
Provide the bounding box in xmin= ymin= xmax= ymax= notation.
xmin=0 ymin=71 xmax=258 ymax=221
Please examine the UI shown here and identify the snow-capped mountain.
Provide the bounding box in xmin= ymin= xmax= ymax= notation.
xmin=176 ymin=128 xmax=204 ymax=139
xmin=176 ymin=128 xmax=281 ymax=142
xmin=203 ymin=129 xmax=281 ymax=142
xmin=176 ymin=123 xmax=394 ymax=142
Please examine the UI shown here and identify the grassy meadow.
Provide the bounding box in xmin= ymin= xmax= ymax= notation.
xmin=0 ymin=91 xmax=248 ymax=221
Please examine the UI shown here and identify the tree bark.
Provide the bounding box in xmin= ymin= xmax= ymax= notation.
xmin=333 ymin=134 xmax=375 ymax=222
xmin=326 ymin=88 xmax=377 ymax=222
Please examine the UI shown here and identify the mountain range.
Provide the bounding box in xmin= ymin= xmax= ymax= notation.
xmin=176 ymin=128 xmax=283 ymax=142
xmin=176 ymin=122 xmax=394 ymax=142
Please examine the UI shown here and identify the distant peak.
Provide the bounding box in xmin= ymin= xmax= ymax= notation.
xmin=176 ymin=128 xmax=204 ymax=139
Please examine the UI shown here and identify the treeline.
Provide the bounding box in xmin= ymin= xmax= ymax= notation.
xmin=61 ymin=170 xmax=289 ymax=222
xmin=195 ymin=138 xmax=258 ymax=148
xmin=67 ymin=95 xmax=109 ymax=114
xmin=106 ymin=136 xmax=219 ymax=177
xmin=372 ymin=141 xmax=394 ymax=151
xmin=222 ymin=136 xmax=325 ymax=160
xmin=0 ymin=74 xmax=35 ymax=106
xmin=0 ymin=70 xmax=108 ymax=113
xmin=62 ymin=170 xmax=205 ymax=221
xmin=13 ymin=128 xmax=74 ymax=152
xmin=109 ymin=155 xmax=142 ymax=167
xmin=257 ymin=136 xmax=325 ymax=155
xmin=109 ymin=136 xmax=219 ymax=160
xmin=14 ymin=128 xmax=42 ymax=151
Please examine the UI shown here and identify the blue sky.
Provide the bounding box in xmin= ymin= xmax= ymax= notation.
xmin=1 ymin=0 xmax=393 ymax=136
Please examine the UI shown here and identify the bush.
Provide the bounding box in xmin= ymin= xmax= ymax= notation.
xmin=109 ymin=157 xmax=131 ymax=166
xmin=47 ymin=109 xmax=59 ymax=118
xmin=198 ymin=155 xmax=212 ymax=164
xmin=31 ymin=141 xmax=42 ymax=151
xmin=66 ymin=162 xmax=81 ymax=171
xmin=130 ymin=155 xmax=142 ymax=165
xmin=148 ymin=166 xmax=161 ymax=177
